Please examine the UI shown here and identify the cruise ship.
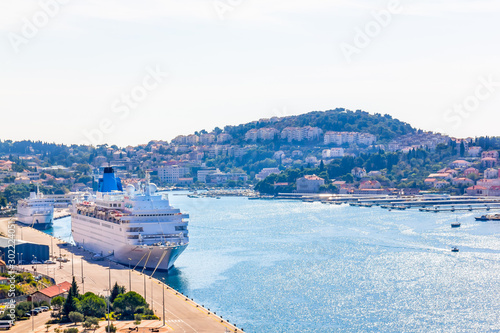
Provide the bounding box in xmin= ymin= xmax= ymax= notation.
xmin=16 ymin=189 xmax=55 ymax=230
xmin=71 ymin=167 xmax=189 ymax=271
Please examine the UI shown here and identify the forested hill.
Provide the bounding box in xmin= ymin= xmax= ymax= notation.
xmin=223 ymin=108 xmax=416 ymax=143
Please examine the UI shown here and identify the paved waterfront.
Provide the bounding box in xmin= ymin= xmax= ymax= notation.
xmin=0 ymin=215 xmax=240 ymax=333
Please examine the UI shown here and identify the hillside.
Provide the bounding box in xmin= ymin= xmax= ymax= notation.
xmin=223 ymin=108 xmax=416 ymax=143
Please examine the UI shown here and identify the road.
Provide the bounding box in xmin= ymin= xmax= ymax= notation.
xmin=1 ymin=217 xmax=242 ymax=333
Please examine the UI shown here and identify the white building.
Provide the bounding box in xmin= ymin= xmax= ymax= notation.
xmin=484 ymin=168 xmax=499 ymax=179
xmin=468 ymin=146 xmax=483 ymax=157
xmin=256 ymin=168 xmax=281 ymax=180
xmin=273 ymin=151 xmax=285 ymax=160
xmin=351 ymin=167 xmax=367 ymax=178
xmin=322 ymin=148 xmax=345 ymax=159
xmin=197 ymin=168 xmax=219 ymax=183
xmin=186 ymin=134 xmax=200 ymax=145
xmin=200 ymin=133 xmax=216 ymax=144
xmin=158 ymin=165 xmax=190 ymax=184
xmin=172 ymin=135 xmax=187 ymax=145
xmin=305 ymin=156 xmax=319 ymax=166
xmin=324 ymin=131 xmax=376 ymax=146
xmin=245 ymin=128 xmax=279 ymax=142
xmin=281 ymin=126 xmax=323 ymax=143
xmin=217 ymin=133 xmax=233 ymax=143
xmin=296 ymin=175 xmax=325 ymax=193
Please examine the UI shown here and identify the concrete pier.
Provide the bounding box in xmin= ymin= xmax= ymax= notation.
xmin=0 ymin=216 xmax=243 ymax=333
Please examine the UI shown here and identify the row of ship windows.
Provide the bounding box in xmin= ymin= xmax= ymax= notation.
xmin=125 ymin=226 xmax=186 ymax=233
xmin=135 ymin=214 xmax=177 ymax=217
xmin=79 ymin=216 xmax=113 ymax=228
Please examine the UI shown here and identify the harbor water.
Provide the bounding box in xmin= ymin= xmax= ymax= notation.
xmin=48 ymin=195 xmax=500 ymax=332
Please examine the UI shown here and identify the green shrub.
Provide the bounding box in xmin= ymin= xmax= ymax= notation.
xmin=105 ymin=323 xmax=117 ymax=333
xmin=83 ymin=316 xmax=100 ymax=330
xmin=142 ymin=314 xmax=159 ymax=320
xmin=68 ymin=311 xmax=84 ymax=324
xmin=63 ymin=328 xmax=79 ymax=333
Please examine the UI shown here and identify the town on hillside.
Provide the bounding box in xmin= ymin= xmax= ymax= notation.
xmin=0 ymin=109 xmax=500 ymax=209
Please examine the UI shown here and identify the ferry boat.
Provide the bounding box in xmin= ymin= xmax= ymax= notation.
xmin=16 ymin=188 xmax=54 ymax=230
xmin=475 ymin=213 xmax=500 ymax=221
xmin=71 ymin=167 xmax=189 ymax=271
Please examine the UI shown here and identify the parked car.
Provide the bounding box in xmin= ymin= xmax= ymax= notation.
xmin=39 ymin=306 xmax=49 ymax=312
xmin=31 ymin=260 xmax=42 ymax=264
xmin=55 ymin=257 xmax=69 ymax=263
xmin=44 ymin=260 xmax=56 ymax=264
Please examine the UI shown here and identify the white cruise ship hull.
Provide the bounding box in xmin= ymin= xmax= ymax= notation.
xmin=72 ymin=214 xmax=187 ymax=271
xmin=16 ymin=211 xmax=54 ymax=230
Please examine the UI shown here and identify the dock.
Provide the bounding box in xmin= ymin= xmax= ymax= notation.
xmin=0 ymin=217 xmax=243 ymax=333
xmin=276 ymin=193 xmax=500 ymax=213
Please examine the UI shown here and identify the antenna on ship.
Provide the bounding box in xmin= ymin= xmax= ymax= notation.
xmin=145 ymin=170 xmax=151 ymax=195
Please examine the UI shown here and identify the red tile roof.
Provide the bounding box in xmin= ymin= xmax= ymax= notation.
xmin=467 ymin=185 xmax=487 ymax=190
xmin=36 ymin=281 xmax=71 ymax=298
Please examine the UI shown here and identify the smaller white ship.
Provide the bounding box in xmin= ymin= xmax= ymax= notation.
xmin=16 ymin=188 xmax=55 ymax=230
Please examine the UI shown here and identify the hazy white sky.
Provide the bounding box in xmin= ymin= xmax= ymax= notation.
xmin=1 ymin=0 xmax=499 ymax=146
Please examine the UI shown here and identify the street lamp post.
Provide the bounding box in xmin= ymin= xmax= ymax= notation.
xmin=81 ymin=257 xmax=84 ymax=293
xmin=128 ymin=258 xmax=132 ymax=292
xmin=105 ymin=288 xmax=111 ymax=332
xmin=32 ymin=255 xmax=37 ymax=274
xmin=161 ymin=277 xmax=166 ymax=327
xmin=144 ymin=274 xmax=146 ymax=300
xmin=108 ymin=260 xmax=111 ymax=292
xmin=71 ymin=253 xmax=74 ymax=277
xmin=150 ymin=277 xmax=153 ymax=312
xmin=31 ymin=294 xmax=34 ymax=331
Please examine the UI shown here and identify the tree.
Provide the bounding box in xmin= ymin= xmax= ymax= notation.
xmin=113 ymin=291 xmax=148 ymax=319
xmin=0 ymin=196 xmax=7 ymax=208
xmin=68 ymin=311 xmax=84 ymax=325
xmin=460 ymin=142 xmax=465 ymax=157
xmin=80 ymin=293 xmax=106 ymax=318
xmin=109 ymin=282 xmax=126 ymax=304
xmin=51 ymin=296 xmax=65 ymax=309
xmin=83 ymin=317 xmax=100 ymax=332
xmin=63 ymin=277 xmax=80 ymax=316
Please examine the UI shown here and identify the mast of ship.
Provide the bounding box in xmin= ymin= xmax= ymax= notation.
xmin=145 ymin=170 xmax=151 ymax=196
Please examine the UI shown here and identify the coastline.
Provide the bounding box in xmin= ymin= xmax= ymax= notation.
xmin=0 ymin=214 xmax=242 ymax=333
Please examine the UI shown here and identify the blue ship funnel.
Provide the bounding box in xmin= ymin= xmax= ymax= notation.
xmin=98 ymin=167 xmax=123 ymax=192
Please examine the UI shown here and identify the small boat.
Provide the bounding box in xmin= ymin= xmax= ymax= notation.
xmin=451 ymin=247 xmax=459 ymax=252
xmin=451 ymin=222 xmax=461 ymax=228
xmin=475 ymin=213 xmax=500 ymax=221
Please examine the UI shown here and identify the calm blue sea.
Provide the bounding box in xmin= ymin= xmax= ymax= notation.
xmin=47 ymin=195 xmax=500 ymax=332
